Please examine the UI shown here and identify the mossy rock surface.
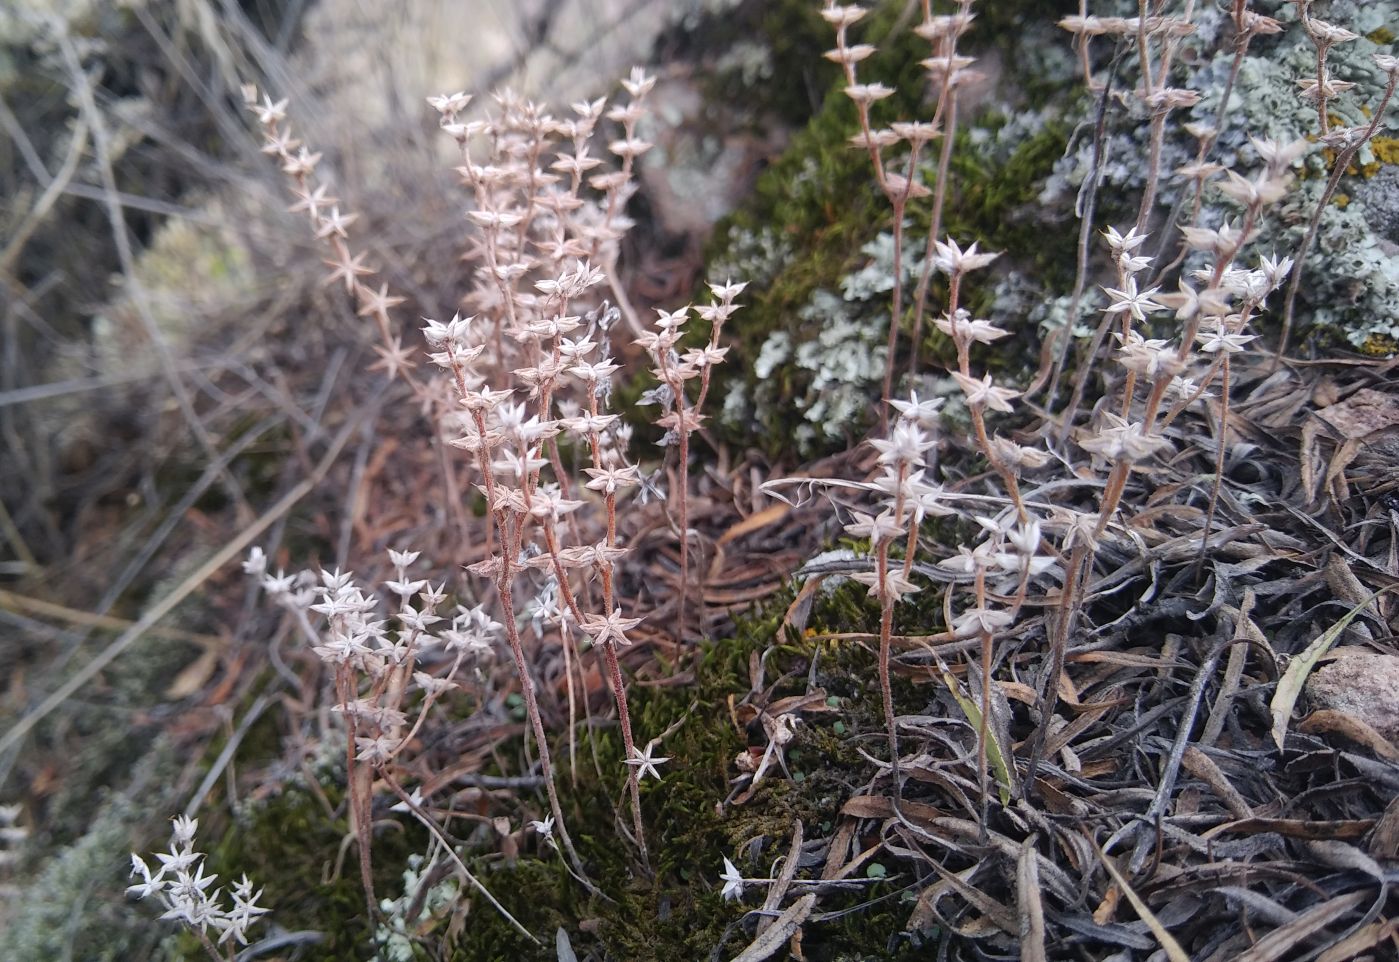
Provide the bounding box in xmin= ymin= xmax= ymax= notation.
xmin=699 ymin=0 xmax=1079 ymax=459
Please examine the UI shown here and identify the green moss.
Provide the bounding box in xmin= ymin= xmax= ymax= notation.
xmin=450 ymin=576 xmax=954 ymax=960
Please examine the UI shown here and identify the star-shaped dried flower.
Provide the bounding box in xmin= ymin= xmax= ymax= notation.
xmin=583 ymin=464 xmax=641 ymax=494
xmin=355 ymin=283 xmax=406 ymax=320
xmin=1101 ymin=277 xmax=1165 ymax=322
xmin=1195 ymin=322 xmax=1256 ymax=355
xmin=821 ymin=3 xmax=867 ymax=28
xmin=851 ymin=568 xmax=921 ymax=602
xmin=951 ymin=371 xmax=1019 ymax=413
xmin=889 ymin=390 xmax=944 ymax=426
xmin=935 ymin=309 xmax=1009 ymax=345
xmin=933 ymin=238 xmax=999 ymax=275
xmin=322 ymin=250 xmax=374 ymax=294
xmin=843 ymin=82 xmax=895 ymax=105
xmin=720 ymin=856 xmax=745 ymax=901
xmin=370 ymin=338 xmax=417 ymax=379
xmin=951 ymin=605 xmax=1014 ymax=638
xmin=626 ymin=741 xmax=669 ymax=781
xmin=582 ymin=608 xmax=643 ymax=647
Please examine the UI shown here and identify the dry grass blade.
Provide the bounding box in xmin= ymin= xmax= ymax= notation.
xmin=729 ymin=893 xmax=816 ymax=962
xmin=756 ymin=821 xmax=803 ymax=937
xmin=924 ymin=859 xmax=1019 ymax=935
xmin=0 ymin=588 xmax=224 ymax=648
xmin=716 ymin=503 xmax=791 ymax=547
xmin=1231 ymin=891 xmax=1368 ymax=962
xmin=1090 ymin=838 xmax=1190 ymax=962
xmin=1270 ymin=590 xmax=1389 ymax=750
xmin=1016 ymin=836 xmax=1047 ymax=962
xmin=1181 ymin=746 xmax=1253 ymax=818
xmin=385 ymin=778 xmax=539 ymax=946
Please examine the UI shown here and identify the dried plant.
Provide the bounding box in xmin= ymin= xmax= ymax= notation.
xmin=230 ymin=62 xmax=753 ymax=924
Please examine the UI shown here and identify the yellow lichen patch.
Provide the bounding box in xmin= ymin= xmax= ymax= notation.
xmin=1369 ymin=136 xmax=1399 ymax=167
xmin=1318 ymin=137 xmax=1399 ymax=179
xmin=1334 ymin=192 xmax=1350 ymax=208
xmin=1367 ymin=27 xmax=1396 ymax=45
xmin=1361 ymin=332 xmax=1399 ymax=357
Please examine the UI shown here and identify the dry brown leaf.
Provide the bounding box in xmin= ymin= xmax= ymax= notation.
xmin=1298 ymin=709 xmax=1399 ymax=762
xmin=1181 ymin=746 xmax=1253 ymax=819
xmin=1091 ymin=840 xmax=1190 ymax=962
xmin=831 ymin=841 xmax=885 ymax=882
xmin=1325 ymin=557 xmax=1373 ymax=609
xmin=779 ymin=574 xmax=826 ymax=641
xmin=1204 ymin=817 xmax=1375 ymax=841
xmin=1304 ymin=839 xmax=1384 ymax=879
xmin=1093 ymin=883 xmax=1120 ymax=924
xmin=165 ymin=647 xmax=221 ymax=699
xmin=1314 ymin=919 xmax=1399 ymax=962
xmin=1056 ymin=668 xmax=1083 ymax=708
xmin=1017 ymin=836 xmax=1047 ymax=962
xmin=1068 ymin=651 xmax=1186 ymax=669
xmin=1043 ymin=700 xmax=1115 ymax=757
xmin=717 ymin=503 xmax=791 ymax=547
xmin=1324 ymin=437 xmax=1362 ymax=500
xmin=763 ymin=690 xmax=836 ymax=718
xmin=998 ymin=680 xmax=1039 ymax=705
xmin=821 ymin=818 xmax=856 ymax=880
xmin=1369 ymin=795 xmax=1399 ymax=859
xmin=925 ymin=859 xmax=1018 ymax=935
xmin=839 ymin=794 xmax=943 ymax=825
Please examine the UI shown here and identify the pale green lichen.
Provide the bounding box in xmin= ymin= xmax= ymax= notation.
xmin=707 ymin=223 xmax=794 ymax=292
xmin=792 ymin=293 xmax=889 ymax=445
xmin=1045 ymin=0 xmax=1399 ymax=353
xmin=374 ymin=854 xmax=462 ymax=962
xmin=744 ymin=230 xmax=916 ymax=447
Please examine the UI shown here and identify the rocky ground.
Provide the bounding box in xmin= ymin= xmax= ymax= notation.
xmin=2 ymin=1 xmax=1398 ymax=960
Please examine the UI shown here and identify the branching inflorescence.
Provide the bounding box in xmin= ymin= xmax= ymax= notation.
xmin=129 ymin=816 xmax=270 ymax=962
